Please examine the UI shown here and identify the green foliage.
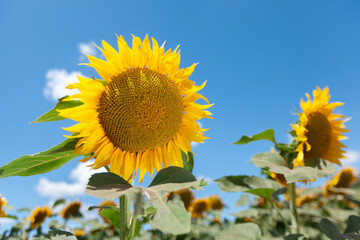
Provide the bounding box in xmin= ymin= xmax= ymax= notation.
xmin=52 ymin=199 xmax=66 ymax=209
xmin=215 ymin=175 xmax=282 ymax=199
xmin=320 ymin=218 xmax=346 ymax=240
xmin=215 ymin=223 xmax=262 ymax=240
xmin=99 ymin=208 xmax=120 ymax=229
xmin=181 ymin=151 xmax=194 ymax=172
xmin=0 ymin=138 xmax=79 ymax=178
xmin=234 ymin=129 xmax=276 ymax=145
xmin=31 ymin=96 xmax=83 ymax=123
xmin=149 ymin=197 xmax=191 ymax=235
xmin=251 ymin=152 xmax=336 ymax=182
xmin=86 ymin=167 xmax=198 ymax=235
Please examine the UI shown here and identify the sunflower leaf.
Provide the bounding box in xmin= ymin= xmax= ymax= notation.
xmin=320 ymin=218 xmax=346 ymax=240
xmin=147 ymin=191 xmax=191 ymax=235
xmin=345 ymin=215 xmax=360 ymax=234
xmin=181 ymin=151 xmax=194 ymax=172
xmin=245 ymin=188 xmax=275 ymax=201
xmin=52 ymin=199 xmax=66 ymax=209
xmin=31 ymin=96 xmax=83 ymax=123
xmin=215 ymin=175 xmax=281 ymax=193
xmin=0 ymin=138 xmax=79 ymax=178
xmin=86 ymin=172 xmax=134 ymax=199
xmin=148 ymin=166 xmax=197 ymax=192
xmin=234 ymin=129 xmax=276 ymax=145
xmin=215 ymin=223 xmax=262 ymax=240
xmin=99 ymin=208 xmax=120 ymax=230
xmin=251 ymin=152 xmax=336 ymax=183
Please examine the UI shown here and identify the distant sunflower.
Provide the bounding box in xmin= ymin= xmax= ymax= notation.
xmin=167 ymin=188 xmax=195 ymax=210
xmin=60 ymin=201 xmax=82 ymax=219
xmin=28 ymin=206 xmax=52 ymax=229
xmin=189 ymin=198 xmax=211 ymax=218
xmin=291 ymin=87 xmax=348 ymax=168
xmin=323 ymin=167 xmax=358 ymax=196
xmin=58 ymin=35 xmax=212 ymax=182
xmin=207 ymin=195 xmax=224 ymax=210
xmin=0 ymin=194 xmax=7 ymax=217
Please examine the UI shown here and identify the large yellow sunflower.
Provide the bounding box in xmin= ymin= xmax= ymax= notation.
xmin=291 ymin=86 xmax=348 ymax=168
xmin=58 ymin=35 xmax=212 ymax=182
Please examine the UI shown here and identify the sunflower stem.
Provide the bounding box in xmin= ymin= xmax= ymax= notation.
xmin=119 ymin=195 xmax=130 ymax=240
xmin=289 ymin=182 xmax=300 ymax=234
xmin=271 ymin=201 xmax=291 ymax=234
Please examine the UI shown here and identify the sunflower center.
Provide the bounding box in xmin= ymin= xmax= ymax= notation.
xmin=97 ymin=67 xmax=184 ymax=152
xmin=304 ymin=111 xmax=332 ymax=159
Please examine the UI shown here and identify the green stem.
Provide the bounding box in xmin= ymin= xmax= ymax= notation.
xmin=119 ymin=195 xmax=130 ymax=240
xmin=289 ymin=182 xmax=300 ymax=234
xmin=128 ymin=216 xmax=139 ymax=239
xmin=271 ymin=201 xmax=291 ymax=234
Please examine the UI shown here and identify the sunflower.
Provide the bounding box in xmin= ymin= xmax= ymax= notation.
xmin=189 ymin=198 xmax=211 ymax=218
xmin=330 ymin=166 xmax=358 ymax=188
xmin=167 ymin=188 xmax=195 ymax=210
xmin=323 ymin=167 xmax=358 ymax=196
xmin=207 ymin=195 xmax=224 ymax=210
xmin=0 ymin=194 xmax=8 ymax=217
xmin=74 ymin=229 xmax=86 ymax=237
xmin=291 ymin=86 xmax=348 ymax=168
xmin=60 ymin=201 xmax=82 ymax=219
xmin=58 ymin=35 xmax=212 ymax=182
xmin=28 ymin=206 xmax=52 ymax=229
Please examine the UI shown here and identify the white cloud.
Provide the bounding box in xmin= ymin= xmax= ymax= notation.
xmin=78 ymin=42 xmax=99 ymax=61
xmin=36 ymin=161 xmax=105 ymax=199
xmin=78 ymin=42 xmax=97 ymax=56
xmin=43 ymin=69 xmax=82 ymax=101
xmin=343 ymin=150 xmax=360 ymax=166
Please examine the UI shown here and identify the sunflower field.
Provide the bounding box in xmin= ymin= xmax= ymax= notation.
xmin=0 ymin=33 xmax=360 ymax=240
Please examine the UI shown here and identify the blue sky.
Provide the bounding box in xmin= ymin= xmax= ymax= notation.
xmin=1 ymin=0 xmax=360 ymax=230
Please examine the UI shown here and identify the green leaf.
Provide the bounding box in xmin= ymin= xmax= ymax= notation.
xmin=148 ymin=196 xmax=191 ymax=235
xmin=31 ymin=96 xmax=83 ymax=123
xmin=245 ymin=188 xmax=275 ymax=201
xmin=215 ymin=175 xmax=281 ymax=193
xmin=320 ymin=218 xmax=345 ymax=240
xmin=99 ymin=208 xmax=120 ymax=229
xmin=234 ymin=195 xmax=250 ymax=207
xmin=48 ymin=230 xmax=75 ymax=237
xmin=17 ymin=208 xmax=30 ymax=212
xmin=234 ymin=129 xmax=276 ymax=145
xmin=284 ymin=234 xmax=307 ymax=240
xmin=52 ymin=199 xmax=66 ymax=209
xmin=345 ymin=215 xmax=360 ymax=234
xmin=215 ymin=175 xmax=251 ymax=192
xmin=0 ymin=138 xmax=80 ymax=178
xmin=251 ymin=152 xmax=336 ymax=183
xmin=148 ymin=166 xmax=197 ymax=192
xmin=215 ymin=223 xmax=262 ymax=240
xmin=181 ymin=151 xmax=194 ymax=172
xmin=86 ymin=172 xmax=134 ymax=199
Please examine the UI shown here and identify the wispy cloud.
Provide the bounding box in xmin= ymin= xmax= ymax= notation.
xmin=78 ymin=42 xmax=100 ymax=61
xmin=343 ymin=150 xmax=360 ymax=166
xmin=43 ymin=69 xmax=82 ymax=101
xmin=36 ymin=161 xmax=105 ymax=199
